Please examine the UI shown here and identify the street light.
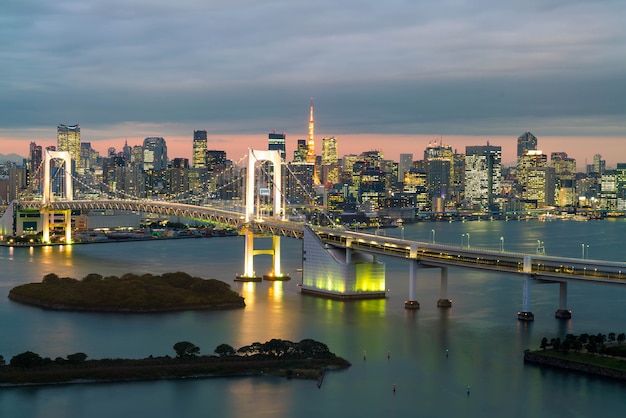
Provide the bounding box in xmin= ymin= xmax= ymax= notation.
xmin=431 ymin=229 xmax=435 ymax=244
xmin=581 ymin=243 xmax=589 ymax=259
xmin=500 ymin=236 xmax=504 ymax=252
xmin=461 ymin=233 xmax=470 ymax=248
xmin=401 ymin=226 xmax=405 ymax=240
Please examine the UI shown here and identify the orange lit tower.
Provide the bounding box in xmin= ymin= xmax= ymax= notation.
xmin=306 ymin=98 xmax=316 ymax=164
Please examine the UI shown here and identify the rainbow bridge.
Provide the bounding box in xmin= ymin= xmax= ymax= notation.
xmin=3 ymin=149 xmax=626 ymax=321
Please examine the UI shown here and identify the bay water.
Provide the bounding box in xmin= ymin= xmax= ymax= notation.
xmin=1 ymin=218 xmax=625 ymax=417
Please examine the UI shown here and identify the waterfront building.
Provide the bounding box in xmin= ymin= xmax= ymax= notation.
xmin=526 ymin=166 xmax=556 ymax=207
xmin=517 ymin=150 xmax=547 ymax=199
xmin=551 ymin=152 xmax=577 ymax=207
xmin=424 ymin=142 xmax=454 ymax=201
xmin=192 ymin=130 xmax=208 ymax=169
xmin=465 ymin=144 xmax=502 ymax=211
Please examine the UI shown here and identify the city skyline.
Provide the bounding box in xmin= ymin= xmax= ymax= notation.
xmin=2 ymin=1 xmax=625 ymax=168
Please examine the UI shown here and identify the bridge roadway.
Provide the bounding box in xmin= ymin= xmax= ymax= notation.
xmin=15 ymin=199 xmax=626 ymax=287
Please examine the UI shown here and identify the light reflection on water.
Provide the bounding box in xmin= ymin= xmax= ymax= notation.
xmin=1 ymin=220 xmax=626 ymax=417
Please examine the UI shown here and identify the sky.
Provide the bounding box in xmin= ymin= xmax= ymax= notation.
xmin=1 ymin=0 xmax=625 ymax=168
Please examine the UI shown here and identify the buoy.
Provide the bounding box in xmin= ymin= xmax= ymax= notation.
xmin=446 ymin=349 xmax=449 ymax=358
xmin=467 ymin=385 xmax=470 ymax=395
xmin=387 ymin=351 xmax=391 ymax=359
xmin=393 ymin=384 xmax=396 ymax=393
xmin=363 ymin=350 xmax=366 ymax=361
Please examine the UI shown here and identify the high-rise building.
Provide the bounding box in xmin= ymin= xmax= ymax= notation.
xmin=321 ymin=136 xmax=339 ymax=186
xmin=28 ymin=142 xmax=43 ymax=187
xmin=206 ymin=150 xmax=227 ymax=172
xmin=268 ymin=131 xmax=287 ymax=160
xmin=57 ymin=124 xmax=80 ymax=173
xmin=142 ymin=137 xmax=168 ymax=171
xmin=398 ymin=154 xmax=413 ymax=184
xmin=517 ymin=131 xmax=537 ymax=160
xmin=465 ymin=144 xmax=502 ymax=211
xmin=424 ymin=143 xmax=454 ymax=200
xmin=518 ymin=150 xmax=547 ymax=197
xmin=293 ymin=139 xmax=308 ymax=163
xmin=192 ymin=130 xmax=208 ymax=168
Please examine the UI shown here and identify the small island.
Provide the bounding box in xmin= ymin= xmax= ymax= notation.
xmin=0 ymin=338 xmax=351 ymax=386
xmin=524 ymin=332 xmax=626 ymax=381
xmin=8 ymin=272 xmax=245 ymax=312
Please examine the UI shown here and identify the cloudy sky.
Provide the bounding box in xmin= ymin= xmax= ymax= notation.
xmin=1 ymin=0 xmax=625 ymax=166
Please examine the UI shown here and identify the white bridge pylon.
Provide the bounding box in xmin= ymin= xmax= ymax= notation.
xmin=42 ymin=150 xmax=73 ymax=244
xmin=237 ymin=149 xmax=290 ymax=282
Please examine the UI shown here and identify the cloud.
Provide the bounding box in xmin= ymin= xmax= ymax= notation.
xmin=1 ymin=0 xmax=624 ymax=146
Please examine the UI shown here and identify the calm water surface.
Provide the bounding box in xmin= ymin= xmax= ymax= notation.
xmin=1 ymin=219 xmax=625 ymax=417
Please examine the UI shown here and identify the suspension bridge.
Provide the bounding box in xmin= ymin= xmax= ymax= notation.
xmin=3 ymin=149 xmax=626 ymax=321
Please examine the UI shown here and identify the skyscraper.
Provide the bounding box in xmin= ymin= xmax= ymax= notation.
xmin=268 ymin=131 xmax=286 ymax=160
xmin=57 ymin=124 xmax=80 ymax=172
xmin=465 ymin=144 xmax=502 ymax=211
xmin=142 ymin=137 xmax=168 ymax=171
xmin=321 ymin=136 xmax=339 ymax=185
xmin=192 ymin=130 xmax=208 ymax=168
xmin=517 ymin=131 xmax=538 ymax=160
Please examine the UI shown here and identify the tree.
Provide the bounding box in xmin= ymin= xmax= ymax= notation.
xmin=540 ymin=337 xmax=548 ymax=350
xmin=173 ymin=341 xmax=200 ymax=359
xmin=42 ymin=273 xmax=60 ymax=284
xmin=66 ymin=352 xmax=88 ymax=364
xmin=214 ymin=344 xmax=236 ymax=357
xmin=608 ymin=333 xmax=616 ymax=343
xmin=10 ymin=351 xmax=44 ymax=368
xmin=618 ymin=333 xmax=626 ymax=344
xmin=0 ymin=355 xmax=5 ymax=366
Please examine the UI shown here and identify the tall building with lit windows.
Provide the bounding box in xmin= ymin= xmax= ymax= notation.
xmin=57 ymin=124 xmax=81 ymax=172
xmin=192 ymin=130 xmax=208 ymax=168
xmin=321 ymin=136 xmax=339 ymax=185
xmin=465 ymin=144 xmax=502 ymax=211
xmin=268 ymin=131 xmax=287 ymax=160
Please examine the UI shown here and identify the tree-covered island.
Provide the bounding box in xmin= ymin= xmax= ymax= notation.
xmin=0 ymin=339 xmax=351 ymax=386
xmin=524 ymin=332 xmax=626 ymax=381
xmin=8 ymin=272 xmax=245 ymax=312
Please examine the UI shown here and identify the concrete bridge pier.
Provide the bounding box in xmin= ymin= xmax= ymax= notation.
xmin=405 ymin=260 xmax=420 ymax=309
xmin=236 ymin=229 xmax=290 ymax=282
xmin=555 ymin=282 xmax=572 ymax=319
xmin=437 ymin=267 xmax=452 ymax=308
xmin=517 ymin=275 xmax=535 ymax=321
xmin=263 ymin=235 xmax=290 ymax=281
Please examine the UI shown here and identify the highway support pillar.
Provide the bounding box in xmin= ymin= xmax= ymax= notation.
xmin=437 ymin=267 xmax=452 ymax=307
xmin=405 ymin=259 xmax=420 ymax=309
xmin=555 ymin=282 xmax=572 ymax=319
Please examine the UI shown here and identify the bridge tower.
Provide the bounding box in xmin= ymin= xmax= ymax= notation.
xmin=236 ymin=149 xmax=289 ymax=282
xmin=42 ymin=150 xmax=73 ymax=244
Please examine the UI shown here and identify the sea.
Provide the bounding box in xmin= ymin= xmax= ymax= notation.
xmin=1 ymin=218 xmax=625 ymax=418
